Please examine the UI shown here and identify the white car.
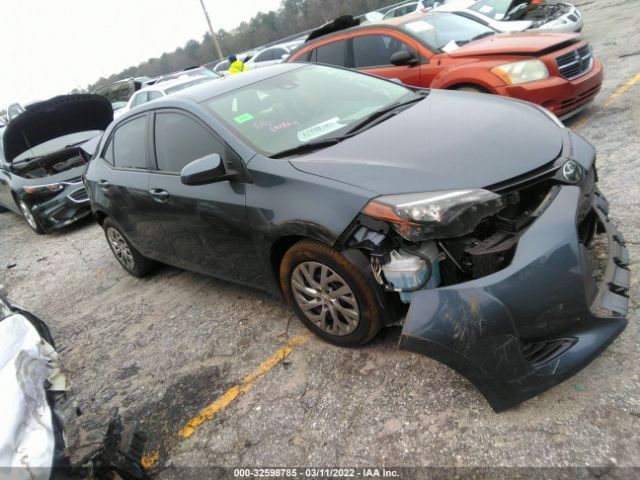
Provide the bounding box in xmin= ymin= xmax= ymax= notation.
xmin=245 ymin=41 xmax=304 ymax=70
xmin=434 ymin=0 xmax=583 ymax=33
xmin=121 ymin=75 xmax=218 ymax=115
xmin=382 ymin=1 xmax=446 ymax=20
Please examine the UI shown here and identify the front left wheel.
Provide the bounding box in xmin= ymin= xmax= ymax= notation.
xmin=280 ymin=240 xmax=382 ymax=347
xmin=18 ymin=200 xmax=44 ymax=234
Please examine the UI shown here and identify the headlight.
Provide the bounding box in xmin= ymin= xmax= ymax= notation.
xmin=537 ymin=18 xmax=568 ymax=29
xmin=23 ymin=183 xmax=65 ymax=195
xmin=362 ymin=189 xmax=505 ymax=242
xmin=491 ymin=59 xmax=549 ymax=85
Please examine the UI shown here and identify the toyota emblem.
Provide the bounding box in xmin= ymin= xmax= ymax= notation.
xmin=562 ymin=160 xmax=583 ymax=183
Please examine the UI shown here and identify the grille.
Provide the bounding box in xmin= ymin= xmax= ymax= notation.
xmin=68 ymin=187 xmax=88 ymax=202
xmin=556 ymin=44 xmax=593 ymax=80
xmin=522 ymin=338 xmax=576 ymax=367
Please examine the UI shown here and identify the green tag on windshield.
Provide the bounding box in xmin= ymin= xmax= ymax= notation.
xmin=233 ymin=113 xmax=254 ymax=124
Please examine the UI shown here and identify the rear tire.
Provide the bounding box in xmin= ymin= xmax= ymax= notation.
xmin=280 ymin=239 xmax=382 ymax=347
xmin=103 ymin=217 xmax=156 ymax=277
xmin=18 ymin=200 xmax=44 ymax=234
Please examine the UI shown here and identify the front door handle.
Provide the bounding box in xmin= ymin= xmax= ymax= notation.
xmin=98 ymin=180 xmax=111 ymax=190
xmin=150 ymin=189 xmax=169 ymax=203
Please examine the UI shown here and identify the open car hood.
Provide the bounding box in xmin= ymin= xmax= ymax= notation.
xmin=3 ymin=94 xmax=113 ymax=163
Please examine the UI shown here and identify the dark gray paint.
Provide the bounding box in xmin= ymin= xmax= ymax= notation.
xmin=290 ymin=89 xmax=564 ymax=193
xmin=84 ymin=64 xmax=628 ymax=410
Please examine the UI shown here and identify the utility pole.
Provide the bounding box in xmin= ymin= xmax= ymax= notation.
xmin=199 ymin=0 xmax=224 ymax=60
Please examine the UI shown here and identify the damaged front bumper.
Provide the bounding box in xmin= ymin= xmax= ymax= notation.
xmin=399 ymin=186 xmax=629 ymax=411
xmin=21 ymin=181 xmax=92 ymax=233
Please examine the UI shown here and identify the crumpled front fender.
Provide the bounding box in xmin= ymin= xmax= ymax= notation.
xmin=399 ymin=187 xmax=628 ymax=411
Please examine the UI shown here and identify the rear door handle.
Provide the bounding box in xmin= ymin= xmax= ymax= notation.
xmin=98 ymin=180 xmax=111 ymax=190
xmin=150 ymin=189 xmax=169 ymax=203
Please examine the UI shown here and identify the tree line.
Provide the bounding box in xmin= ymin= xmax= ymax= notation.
xmin=85 ymin=0 xmax=400 ymax=92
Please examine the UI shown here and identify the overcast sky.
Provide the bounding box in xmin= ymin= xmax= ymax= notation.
xmin=0 ymin=0 xmax=282 ymax=107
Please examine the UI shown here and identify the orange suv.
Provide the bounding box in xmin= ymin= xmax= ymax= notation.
xmin=287 ymin=12 xmax=602 ymax=119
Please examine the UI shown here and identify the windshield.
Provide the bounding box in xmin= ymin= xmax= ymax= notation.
xmin=165 ymin=77 xmax=216 ymax=95
xmin=469 ymin=0 xmax=517 ymax=20
xmin=13 ymin=130 xmax=102 ymax=162
xmin=401 ymin=12 xmax=496 ymax=52
xmin=205 ymin=65 xmax=416 ymax=156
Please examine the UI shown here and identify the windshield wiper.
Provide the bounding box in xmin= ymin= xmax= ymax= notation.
xmin=458 ymin=31 xmax=496 ymax=46
xmin=343 ymin=95 xmax=426 ymax=136
xmin=270 ymin=94 xmax=428 ymax=159
xmin=270 ymin=137 xmax=344 ymax=159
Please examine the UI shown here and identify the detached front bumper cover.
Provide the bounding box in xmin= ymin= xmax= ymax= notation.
xmin=399 ymin=186 xmax=629 ymax=411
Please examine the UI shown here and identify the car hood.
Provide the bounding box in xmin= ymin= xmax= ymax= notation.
xmin=3 ymin=94 xmax=113 ymax=162
xmin=488 ymin=18 xmax=533 ymax=32
xmin=447 ymin=31 xmax=580 ymax=57
xmin=289 ymin=90 xmax=563 ymax=195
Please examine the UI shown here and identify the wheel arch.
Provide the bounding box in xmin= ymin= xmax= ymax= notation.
xmin=94 ymin=209 xmax=108 ymax=226
xmin=268 ymin=221 xmax=338 ymax=288
xmin=446 ymin=82 xmax=491 ymax=93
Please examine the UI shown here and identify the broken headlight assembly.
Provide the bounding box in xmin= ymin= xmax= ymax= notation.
xmin=362 ymin=189 xmax=505 ymax=242
xmin=23 ymin=183 xmax=65 ymax=195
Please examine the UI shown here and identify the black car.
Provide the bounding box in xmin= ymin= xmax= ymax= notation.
xmin=0 ymin=95 xmax=112 ymax=233
xmin=84 ymin=63 xmax=629 ymax=411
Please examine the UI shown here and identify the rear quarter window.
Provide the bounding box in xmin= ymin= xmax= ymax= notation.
xmin=313 ymin=40 xmax=348 ymax=67
xmin=113 ymin=116 xmax=148 ymax=170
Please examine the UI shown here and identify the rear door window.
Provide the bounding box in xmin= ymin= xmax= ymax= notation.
xmin=113 ymin=116 xmax=148 ymax=169
xmin=254 ymin=49 xmax=273 ymax=62
xmin=313 ymin=40 xmax=348 ymax=67
xmin=154 ymin=112 xmax=224 ymax=173
xmin=271 ymin=48 xmax=287 ymax=61
xmin=132 ymin=92 xmax=148 ymax=107
xmin=147 ymin=91 xmax=163 ymax=101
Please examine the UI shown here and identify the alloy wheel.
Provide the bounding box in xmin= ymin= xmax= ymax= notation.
xmin=291 ymin=261 xmax=360 ymax=336
xmin=19 ymin=201 xmax=38 ymax=230
xmin=106 ymin=227 xmax=135 ymax=271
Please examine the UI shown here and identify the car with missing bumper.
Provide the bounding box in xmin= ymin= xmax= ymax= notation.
xmin=84 ymin=64 xmax=628 ymax=411
xmin=0 ymin=94 xmax=113 ymax=234
xmin=287 ymin=12 xmax=602 ymax=119
xmin=434 ymin=0 xmax=584 ymax=33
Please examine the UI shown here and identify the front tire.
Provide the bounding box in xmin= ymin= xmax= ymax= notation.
xmin=18 ymin=200 xmax=44 ymax=234
xmin=280 ymin=240 xmax=382 ymax=347
xmin=103 ymin=217 xmax=156 ymax=277
xmin=453 ymin=85 xmax=486 ymax=93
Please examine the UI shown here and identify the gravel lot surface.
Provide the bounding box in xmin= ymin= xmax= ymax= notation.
xmin=1 ymin=1 xmax=639 ymax=477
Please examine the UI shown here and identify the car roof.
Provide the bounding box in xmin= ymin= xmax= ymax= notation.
xmin=170 ymin=63 xmax=307 ymax=103
xmin=301 ymin=11 xmax=444 ymax=45
xmin=136 ymin=75 xmax=211 ymax=94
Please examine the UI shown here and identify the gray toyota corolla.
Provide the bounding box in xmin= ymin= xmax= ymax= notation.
xmin=84 ymin=63 xmax=629 ymax=411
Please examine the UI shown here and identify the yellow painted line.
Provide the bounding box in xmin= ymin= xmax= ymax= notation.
xmin=141 ymin=450 xmax=159 ymax=470
xmin=602 ymin=73 xmax=640 ymax=108
xmin=178 ymin=335 xmax=308 ymax=439
xmin=574 ymin=72 xmax=640 ymax=130
xmin=140 ymin=335 xmax=308 ymax=469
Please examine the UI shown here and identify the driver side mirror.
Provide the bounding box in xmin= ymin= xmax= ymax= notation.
xmin=390 ymin=49 xmax=420 ymax=67
xmin=180 ymin=153 xmax=240 ymax=186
